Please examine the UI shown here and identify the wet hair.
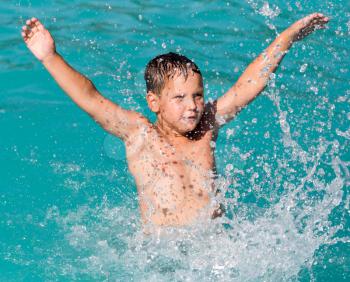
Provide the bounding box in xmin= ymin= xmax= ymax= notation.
xmin=144 ymin=52 xmax=202 ymax=95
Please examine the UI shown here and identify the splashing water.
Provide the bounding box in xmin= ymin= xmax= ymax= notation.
xmin=45 ymin=73 xmax=349 ymax=279
xmin=42 ymin=74 xmax=349 ymax=280
xmin=259 ymin=2 xmax=281 ymax=19
xmin=1 ymin=0 xmax=349 ymax=281
xmin=44 ymin=154 xmax=346 ymax=281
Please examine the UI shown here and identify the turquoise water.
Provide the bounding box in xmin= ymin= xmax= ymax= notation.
xmin=1 ymin=0 xmax=349 ymax=280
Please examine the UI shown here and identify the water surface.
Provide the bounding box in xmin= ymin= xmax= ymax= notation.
xmin=1 ymin=0 xmax=349 ymax=281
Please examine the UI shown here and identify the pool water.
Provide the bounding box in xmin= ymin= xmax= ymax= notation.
xmin=1 ymin=0 xmax=349 ymax=281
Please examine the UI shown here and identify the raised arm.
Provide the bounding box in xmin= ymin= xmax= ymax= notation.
xmin=215 ymin=13 xmax=329 ymax=126
xmin=22 ymin=18 xmax=148 ymax=140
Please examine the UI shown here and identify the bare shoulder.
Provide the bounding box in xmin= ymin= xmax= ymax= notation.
xmin=123 ymin=113 xmax=154 ymax=155
xmin=124 ymin=112 xmax=152 ymax=140
xmin=96 ymin=96 xmax=151 ymax=137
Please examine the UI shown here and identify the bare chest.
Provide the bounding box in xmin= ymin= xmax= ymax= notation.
xmin=125 ymin=128 xmax=217 ymax=225
xmin=129 ymin=132 xmax=215 ymax=187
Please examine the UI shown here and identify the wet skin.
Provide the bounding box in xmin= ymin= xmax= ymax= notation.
xmin=125 ymin=72 xmax=223 ymax=227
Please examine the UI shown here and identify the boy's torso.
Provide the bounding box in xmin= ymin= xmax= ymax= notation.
xmin=125 ymin=120 xmax=220 ymax=227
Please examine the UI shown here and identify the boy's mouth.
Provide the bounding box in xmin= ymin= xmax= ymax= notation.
xmin=182 ymin=116 xmax=198 ymax=124
xmin=183 ymin=116 xmax=197 ymax=120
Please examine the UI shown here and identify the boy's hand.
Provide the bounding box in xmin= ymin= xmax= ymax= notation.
xmin=22 ymin=18 xmax=56 ymax=62
xmin=288 ymin=13 xmax=329 ymax=42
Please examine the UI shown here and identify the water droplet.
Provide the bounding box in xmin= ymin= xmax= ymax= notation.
xmin=310 ymin=86 xmax=318 ymax=94
xmin=299 ymin=63 xmax=308 ymax=73
xmin=226 ymin=164 xmax=233 ymax=171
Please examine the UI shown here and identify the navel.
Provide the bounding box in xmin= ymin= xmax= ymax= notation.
xmin=162 ymin=208 xmax=168 ymax=216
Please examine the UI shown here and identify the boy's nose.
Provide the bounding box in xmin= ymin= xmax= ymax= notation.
xmin=186 ymin=98 xmax=196 ymax=110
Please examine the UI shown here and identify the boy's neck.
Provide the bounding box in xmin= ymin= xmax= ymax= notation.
xmin=154 ymin=119 xmax=189 ymax=142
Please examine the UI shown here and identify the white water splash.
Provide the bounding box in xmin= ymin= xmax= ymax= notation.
xmin=245 ymin=0 xmax=281 ymax=33
xmin=259 ymin=2 xmax=281 ymax=19
xmin=246 ymin=1 xmax=281 ymax=19
xmin=42 ymin=152 xmax=347 ymax=281
xmin=38 ymin=70 xmax=349 ymax=280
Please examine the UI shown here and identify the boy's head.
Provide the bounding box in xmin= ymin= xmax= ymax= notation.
xmin=144 ymin=53 xmax=204 ymax=134
xmin=144 ymin=52 xmax=202 ymax=96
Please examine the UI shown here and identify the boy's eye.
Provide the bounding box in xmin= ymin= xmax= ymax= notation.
xmin=174 ymin=95 xmax=184 ymax=99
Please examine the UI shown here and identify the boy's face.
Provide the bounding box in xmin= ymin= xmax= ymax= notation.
xmin=150 ymin=71 xmax=204 ymax=135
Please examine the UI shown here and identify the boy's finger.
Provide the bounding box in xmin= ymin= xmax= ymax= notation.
xmin=308 ymin=13 xmax=327 ymax=23
xmin=31 ymin=24 xmax=39 ymax=33
xmin=312 ymin=18 xmax=323 ymax=26
xmin=26 ymin=29 xmax=34 ymax=38
xmin=22 ymin=26 xmax=31 ymax=37
xmin=310 ymin=17 xmax=328 ymax=27
xmin=34 ymin=20 xmax=44 ymax=31
xmin=310 ymin=14 xmax=318 ymax=21
xmin=313 ymin=13 xmax=325 ymax=19
xmin=316 ymin=15 xmax=329 ymax=22
xmin=315 ymin=14 xmax=329 ymax=23
xmin=30 ymin=21 xmax=37 ymax=29
xmin=315 ymin=19 xmax=329 ymax=27
xmin=25 ymin=18 xmax=36 ymax=29
xmin=22 ymin=32 xmax=30 ymax=43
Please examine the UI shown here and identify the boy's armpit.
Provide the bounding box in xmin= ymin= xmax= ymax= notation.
xmin=187 ymin=100 xmax=219 ymax=140
xmin=204 ymin=100 xmax=219 ymax=130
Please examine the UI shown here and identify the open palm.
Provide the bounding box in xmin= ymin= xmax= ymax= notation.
xmin=22 ymin=18 xmax=56 ymax=61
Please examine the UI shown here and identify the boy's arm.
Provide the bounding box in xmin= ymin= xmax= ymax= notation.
xmin=215 ymin=13 xmax=329 ymax=125
xmin=22 ymin=18 xmax=147 ymax=140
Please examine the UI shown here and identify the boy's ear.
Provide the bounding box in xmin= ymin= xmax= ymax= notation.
xmin=146 ymin=91 xmax=160 ymax=113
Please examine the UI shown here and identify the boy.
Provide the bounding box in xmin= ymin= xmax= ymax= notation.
xmin=22 ymin=13 xmax=328 ymax=229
